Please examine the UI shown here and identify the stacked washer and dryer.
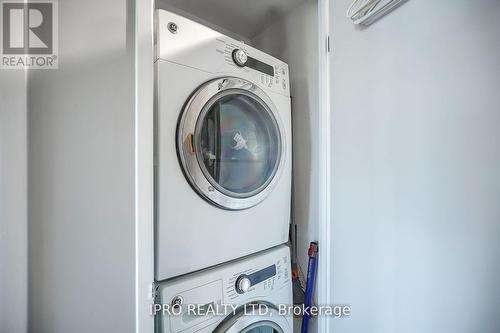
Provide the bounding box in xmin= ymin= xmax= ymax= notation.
xmin=155 ymin=9 xmax=293 ymax=333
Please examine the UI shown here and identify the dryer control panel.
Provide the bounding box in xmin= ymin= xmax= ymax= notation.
xmin=227 ymin=47 xmax=289 ymax=93
xmin=155 ymin=9 xmax=290 ymax=97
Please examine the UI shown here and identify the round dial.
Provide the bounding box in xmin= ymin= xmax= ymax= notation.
xmin=235 ymin=275 xmax=251 ymax=293
xmin=232 ymin=49 xmax=248 ymax=67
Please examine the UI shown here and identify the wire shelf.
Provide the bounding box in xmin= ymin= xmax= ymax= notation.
xmin=346 ymin=0 xmax=408 ymax=26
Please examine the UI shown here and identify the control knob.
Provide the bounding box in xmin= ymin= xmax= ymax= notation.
xmin=235 ymin=275 xmax=251 ymax=294
xmin=232 ymin=49 xmax=248 ymax=67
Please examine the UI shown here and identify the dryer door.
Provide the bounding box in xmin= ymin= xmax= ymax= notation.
xmin=177 ymin=77 xmax=285 ymax=210
xmin=214 ymin=306 xmax=291 ymax=333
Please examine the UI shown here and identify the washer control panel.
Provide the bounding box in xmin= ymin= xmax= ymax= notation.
xmin=235 ymin=265 xmax=276 ymax=294
xmin=227 ymin=250 xmax=290 ymax=301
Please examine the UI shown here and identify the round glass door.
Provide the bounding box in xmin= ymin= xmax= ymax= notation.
xmin=196 ymin=91 xmax=280 ymax=198
xmin=212 ymin=304 xmax=290 ymax=333
xmin=177 ymin=77 xmax=285 ymax=210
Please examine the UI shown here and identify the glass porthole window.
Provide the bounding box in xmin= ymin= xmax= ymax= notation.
xmin=196 ymin=91 xmax=281 ymax=198
xmin=177 ymin=78 xmax=285 ymax=210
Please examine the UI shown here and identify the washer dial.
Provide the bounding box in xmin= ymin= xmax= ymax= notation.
xmin=235 ymin=275 xmax=251 ymax=294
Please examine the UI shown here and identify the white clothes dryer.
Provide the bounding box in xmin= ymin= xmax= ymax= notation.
xmin=155 ymin=9 xmax=292 ymax=280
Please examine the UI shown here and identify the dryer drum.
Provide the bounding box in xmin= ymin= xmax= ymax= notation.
xmin=177 ymin=77 xmax=286 ymax=210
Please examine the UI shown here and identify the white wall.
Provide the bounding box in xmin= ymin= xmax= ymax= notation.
xmin=254 ymin=5 xmax=320 ymax=333
xmin=331 ymin=0 xmax=500 ymax=332
xmin=158 ymin=0 xmax=250 ymax=43
xmin=0 ymin=71 xmax=28 ymax=333
xmin=27 ymin=0 xmax=136 ymax=331
xmin=253 ymin=0 xmax=319 ymax=284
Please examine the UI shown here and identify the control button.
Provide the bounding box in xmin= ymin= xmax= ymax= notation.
xmin=171 ymin=295 xmax=183 ymax=310
xmin=235 ymin=275 xmax=251 ymax=294
xmin=232 ymin=49 xmax=248 ymax=67
xmin=168 ymin=22 xmax=179 ymax=34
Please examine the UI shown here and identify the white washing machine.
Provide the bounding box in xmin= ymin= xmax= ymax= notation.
xmin=155 ymin=245 xmax=293 ymax=333
xmin=155 ymin=9 xmax=292 ymax=281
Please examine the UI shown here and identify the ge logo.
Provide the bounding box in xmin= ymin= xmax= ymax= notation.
xmin=2 ymin=1 xmax=54 ymax=54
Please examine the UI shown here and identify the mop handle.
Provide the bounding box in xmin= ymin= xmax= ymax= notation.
xmin=301 ymin=241 xmax=318 ymax=333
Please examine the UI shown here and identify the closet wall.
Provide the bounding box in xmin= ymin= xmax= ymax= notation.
xmin=27 ymin=0 xmax=136 ymax=331
xmin=331 ymin=0 xmax=500 ymax=332
xmin=157 ymin=0 xmax=305 ymax=43
xmin=253 ymin=0 xmax=319 ymax=291
xmin=0 ymin=70 xmax=27 ymax=333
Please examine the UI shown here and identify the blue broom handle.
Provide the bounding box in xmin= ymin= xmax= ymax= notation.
xmin=301 ymin=242 xmax=318 ymax=333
